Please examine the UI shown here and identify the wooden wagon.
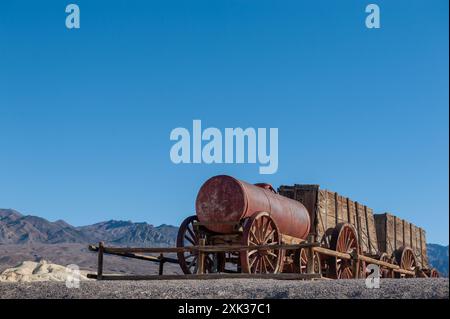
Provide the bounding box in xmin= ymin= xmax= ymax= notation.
xmin=176 ymin=181 xmax=438 ymax=279
xmin=87 ymin=177 xmax=439 ymax=281
xmin=278 ymin=184 xmax=438 ymax=278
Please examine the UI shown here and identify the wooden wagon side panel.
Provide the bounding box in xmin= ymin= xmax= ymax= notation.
xmin=278 ymin=186 xmax=294 ymax=200
xmin=337 ymin=195 xmax=349 ymax=224
xmin=420 ymin=228 xmax=429 ymax=269
xmin=326 ymin=191 xmax=337 ymax=233
xmin=315 ymin=190 xmax=328 ymax=243
xmin=386 ymin=214 xmax=396 ymax=255
xmin=347 ymin=199 xmax=357 ymax=229
xmin=278 ymin=185 xmax=323 ymax=241
xmin=374 ymin=214 xmax=386 ymax=254
xmin=395 ymin=216 xmax=404 ymax=251
xmin=356 ymin=203 xmax=369 ymax=254
xmin=374 ymin=213 xmax=396 ymax=257
xmin=403 ymin=220 xmax=412 ymax=248
xmin=410 ymin=224 xmax=422 ymax=268
xmin=292 ymin=185 xmax=319 ymax=237
xmin=365 ymin=207 xmax=378 ymax=255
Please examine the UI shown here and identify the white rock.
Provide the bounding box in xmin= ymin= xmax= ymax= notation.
xmin=0 ymin=260 xmax=91 ymax=282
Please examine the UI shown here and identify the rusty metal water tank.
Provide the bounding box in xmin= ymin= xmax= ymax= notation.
xmin=195 ymin=175 xmax=310 ymax=239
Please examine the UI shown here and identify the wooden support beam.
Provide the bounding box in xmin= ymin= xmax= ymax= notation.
xmin=358 ymin=254 xmax=400 ymax=270
xmin=97 ymin=241 xmax=104 ymax=280
xmin=351 ymin=250 xmax=359 ymax=279
xmin=393 ymin=268 xmax=415 ymax=276
xmin=313 ymin=246 xmax=352 ymax=260
xmin=197 ymin=238 xmax=206 ymax=275
xmin=87 ymin=273 xmax=322 ymax=281
xmin=88 ymin=242 xmax=319 ymax=254
xmin=89 ymin=245 xmax=178 ymax=264
xmin=158 ymin=253 xmax=164 ymax=276
xmin=306 ymin=235 xmax=315 ymax=274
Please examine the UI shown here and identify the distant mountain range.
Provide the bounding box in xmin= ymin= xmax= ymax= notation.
xmin=427 ymin=244 xmax=449 ymax=277
xmin=0 ymin=209 xmax=177 ymax=247
xmin=0 ymin=208 xmax=448 ymax=276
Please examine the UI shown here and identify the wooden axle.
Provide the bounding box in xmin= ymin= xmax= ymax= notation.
xmin=89 ymin=242 xmax=319 ymax=254
xmin=88 ymin=245 xmax=178 ymax=264
xmin=87 ymin=273 xmax=322 ymax=281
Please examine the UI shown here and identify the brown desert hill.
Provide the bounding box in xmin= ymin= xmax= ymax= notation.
xmin=0 ymin=209 xmax=89 ymax=244
xmin=76 ymin=220 xmax=177 ymax=247
xmin=0 ymin=209 xmax=176 ymax=246
xmin=0 ymin=208 xmax=180 ymax=275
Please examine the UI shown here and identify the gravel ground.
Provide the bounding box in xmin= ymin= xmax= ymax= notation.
xmin=0 ymin=278 xmax=448 ymax=299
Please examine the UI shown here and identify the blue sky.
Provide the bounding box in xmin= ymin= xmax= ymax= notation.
xmin=0 ymin=0 xmax=448 ymax=244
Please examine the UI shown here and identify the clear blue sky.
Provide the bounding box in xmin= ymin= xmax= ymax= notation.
xmin=0 ymin=1 xmax=448 ymax=244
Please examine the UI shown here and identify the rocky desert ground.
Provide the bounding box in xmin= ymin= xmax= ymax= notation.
xmin=0 ymin=278 xmax=448 ymax=299
xmin=0 ymin=258 xmax=448 ymax=299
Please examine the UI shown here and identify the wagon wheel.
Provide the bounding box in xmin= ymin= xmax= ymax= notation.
xmin=379 ymin=253 xmax=394 ymax=278
xmin=394 ymin=247 xmax=416 ymax=278
xmin=240 ymin=212 xmax=282 ymax=274
xmin=176 ymin=215 xmax=223 ymax=274
xmin=329 ymin=223 xmax=359 ymax=279
xmin=430 ymin=268 xmax=440 ymax=278
xmin=295 ymin=248 xmax=321 ymax=274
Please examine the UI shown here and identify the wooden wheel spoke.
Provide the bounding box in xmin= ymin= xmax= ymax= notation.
xmin=187 ymin=226 xmax=196 ymax=241
xmin=249 ymin=255 xmax=258 ymax=268
xmin=184 ymin=235 xmax=195 ymax=245
xmin=260 ymin=217 xmax=267 ymax=239
xmin=256 ymin=218 xmax=263 ymax=240
xmin=187 ymin=256 xmax=198 ymax=268
xmin=249 ymin=239 xmax=258 ymax=246
xmin=248 ymin=249 xmax=258 ymax=256
xmin=264 ymin=256 xmax=275 ymax=271
xmin=250 ymin=229 xmax=259 ymax=244
xmin=263 ymin=228 xmax=276 ymax=243
xmin=253 ymin=258 xmax=260 ymax=272
xmin=184 ymin=253 xmax=196 ymax=259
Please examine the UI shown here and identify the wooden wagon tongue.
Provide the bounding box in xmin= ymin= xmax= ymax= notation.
xmin=195 ymin=175 xmax=310 ymax=240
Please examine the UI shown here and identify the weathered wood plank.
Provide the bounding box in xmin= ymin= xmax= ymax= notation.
xmin=411 ymin=224 xmax=422 ymax=267
xmin=420 ymin=228 xmax=428 ymax=268
xmin=347 ymin=199 xmax=357 ymax=229
xmin=86 ymin=273 xmax=322 ymax=281
xmin=395 ymin=216 xmax=404 ymax=251
xmin=356 ymin=203 xmax=369 ymax=253
xmin=89 ymin=242 xmax=319 ymax=254
xmin=327 ymin=191 xmax=337 ymax=233
xmin=374 ymin=213 xmax=387 ymax=254
xmin=366 ymin=207 xmax=378 ymax=255
xmin=374 ymin=213 xmax=396 ymax=256
xmin=316 ymin=190 xmax=328 ymax=243
xmin=403 ymin=220 xmax=411 ymax=249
